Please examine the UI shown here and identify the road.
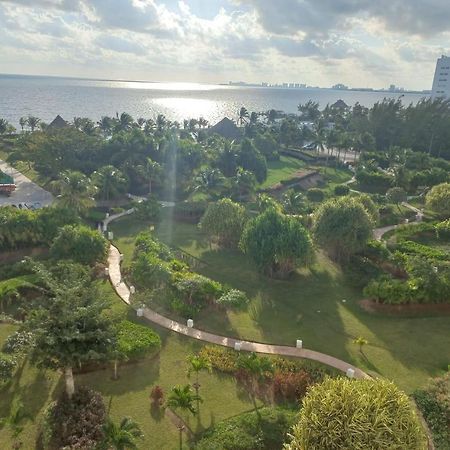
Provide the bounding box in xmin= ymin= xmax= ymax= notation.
xmin=0 ymin=159 xmax=53 ymax=207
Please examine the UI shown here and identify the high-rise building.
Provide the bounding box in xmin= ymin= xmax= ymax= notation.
xmin=431 ymin=55 xmax=450 ymax=98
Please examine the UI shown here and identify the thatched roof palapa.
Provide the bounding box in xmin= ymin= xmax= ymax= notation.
xmin=209 ymin=117 xmax=242 ymax=141
xmin=48 ymin=115 xmax=69 ymax=129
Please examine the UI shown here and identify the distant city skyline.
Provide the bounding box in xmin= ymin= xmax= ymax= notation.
xmin=1 ymin=1 xmax=450 ymax=90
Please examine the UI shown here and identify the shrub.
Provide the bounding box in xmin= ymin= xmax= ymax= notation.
xmin=361 ymin=239 xmax=391 ymax=261
xmin=175 ymin=274 xmax=223 ymax=309
xmin=426 ymin=182 xmax=450 ymax=217
xmin=345 ymin=256 xmax=384 ymax=288
xmin=198 ymin=346 xmax=239 ymax=374
xmin=273 ymin=370 xmax=314 ymax=404
xmin=150 ymin=385 xmax=164 ymax=405
xmin=217 ymin=289 xmax=249 ymax=309
xmin=196 ymin=407 xmax=297 ymax=450
xmin=396 ymin=240 xmax=448 ymax=260
xmin=2 ymin=331 xmax=34 ymax=355
xmin=413 ymin=373 xmax=450 ymax=450
xmin=116 ymin=320 xmax=161 ymax=360
xmin=50 ymin=224 xmax=108 ymax=265
xmin=0 ymin=352 xmax=17 ymax=382
xmin=133 ymin=195 xmax=162 ymax=222
xmin=131 ymin=252 xmax=173 ymax=290
xmin=306 ymin=188 xmax=325 ymax=202
xmin=355 ymin=168 xmax=393 ymax=192
xmin=364 ymin=277 xmax=414 ymax=304
xmin=435 ymin=219 xmax=450 ymax=239
xmin=133 ymin=231 xmax=172 ymax=260
xmin=284 ymin=378 xmax=425 ymax=450
xmin=333 ymin=184 xmax=350 ymax=196
xmin=355 ymin=193 xmax=380 ymax=225
xmin=43 ymin=386 xmax=106 ymax=450
xmin=386 ymin=186 xmax=407 ymax=207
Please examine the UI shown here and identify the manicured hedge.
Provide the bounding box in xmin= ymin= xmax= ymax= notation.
xmin=116 ymin=320 xmax=161 ymax=360
xmin=395 ymin=240 xmax=448 ymax=261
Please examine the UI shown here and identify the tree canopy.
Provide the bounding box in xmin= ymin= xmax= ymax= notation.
xmin=426 ymin=182 xmax=450 ymax=217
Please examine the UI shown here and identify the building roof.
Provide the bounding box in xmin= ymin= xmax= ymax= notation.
xmin=48 ymin=115 xmax=69 ymax=129
xmin=331 ymin=99 xmax=349 ymax=109
xmin=209 ymin=117 xmax=242 ymax=141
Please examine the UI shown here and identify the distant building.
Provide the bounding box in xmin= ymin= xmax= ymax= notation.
xmin=432 ymin=55 xmax=450 ymax=98
xmin=331 ymin=99 xmax=349 ymax=110
xmin=209 ymin=117 xmax=242 ymax=141
xmin=332 ymin=83 xmax=348 ymax=90
xmin=48 ymin=115 xmax=69 ymax=129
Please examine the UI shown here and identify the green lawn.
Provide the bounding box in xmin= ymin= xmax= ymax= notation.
xmin=110 ymin=212 xmax=450 ymax=394
xmin=0 ymin=281 xmax=258 ymax=449
xmin=259 ymin=156 xmax=306 ymax=189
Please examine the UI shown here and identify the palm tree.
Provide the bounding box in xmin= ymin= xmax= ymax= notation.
xmin=52 ymin=170 xmax=96 ymax=214
xmin=92 ymin=165 xmax=127 ymax=201
xmin=156 ymin=114 xmax=167 ymax=132
xmin=0 ymin=118 xmax=9 ymax=135
xmin=233 ymin=168 xmax=256 ymax=201
xmin=198 ymin=117 xmax=208 ymax=128
xmin=238 ymin=107 xmax=249 ymax=126
xmin=311 ymin=120 xmax=327 ymax=154
xmin=136 ymin=158 xmax=161 ymax=194
xmin=282 ymin=189 xmax=306 ymax=215
xmin=97 ymin=116 xmax=114 ymax=135
xmin=19 ymin=117 xmax=27 ymax=132
xmin=249 ymin=112 xmax=258 ymax=125
xmin=237 ymin=352 xmax=273 ymax=416
xmin=26 ymin=116 xmax=40 ymax=132
xmin=102 ymin=417 xmax=143 ymax=450
xmin=266 ymin=109 xmax=277 ymax=124
xmin=144 ymin=119 xmax=156 ymax=135
xmin=186 ymin=354 xmax=212 ymax=401
xmin=167 ymin=385 xmax=202 ymax=450
xmin=136 ymin=117 xmax=146 ymax=129
xmin=192 ymin=169 xmax=225 ymax=199
xmin=116 ymin=113 xmax=134 ymax=132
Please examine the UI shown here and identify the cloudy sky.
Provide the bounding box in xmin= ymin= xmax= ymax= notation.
xmin=0 ymin=0 xmax=449 ymax=89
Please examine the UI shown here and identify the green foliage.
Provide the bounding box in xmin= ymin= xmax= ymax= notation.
xmin=354 ymin=193 xmax=380 ymax=225
xmin=413 ymin=373 xmax=450 ymax=450
xmin=196 ymin=407 xmax=297 ymax=450
xmin=313 ymin=197 xmax=373 ymax=263
xmin=133 ymin=231 xmax=172 ymax=260
xmin=426 ymin=183 xmax=450 ymax=217
xmin=237 ymin=138 xmax=268 ymax=183
xmin=306 ymin=188 xmax=325 ymax=202
xmin=50 ymin=224 xmax=108 ymax=265
xmin=254 ymin=133 xmax=280 ymax=161
xmin=198 ymin=346 xmax=239 ymax=374
xmin=101 ymin=416 xmax=143 ymax=450
xmin=284 ymin=378 xmax=425 ymax=450
xmin=240 ymin=208 xmax=313 ymax=277
xmin=355 ymin=168 xmax=393 ymax=192
xmin=0 ymin=352 xmax=17 ymax=382
xmin=92 ymin=165 xmax=127 ymax=201
xmin=2 ymin=331 xmax=34 ymax=355
xmin=199 ymin=198 xmax=247 ymax=248
xmin=395 ymin=240 xmax=448 ymax=261
xmin=131 ymin=252 xmax=173 ymax=290
xmin=435 ymin=219 xmax=450 ymax=239
xmin=167 ymin=384 xmax=202 ymax=416
xmin=217 ymin=289 xmax=249 ymax=309
xmin=44 ymin=387 xmax=106 ymax=450
xmin=0 ymin=206 xmax=78 ymax=251
xmin=116 ymin=320 xmax=161 ymax=360
xmin=387 ymin=186 xmax=407 ymax=206
xmin=333 ymin=184 xmax=350 ymax=196
xmin=133 ymin=195 xmax=162 ymax=222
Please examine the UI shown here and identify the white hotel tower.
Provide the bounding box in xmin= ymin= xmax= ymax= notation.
xmin=432 ymin=55 xmax=450 ymax=98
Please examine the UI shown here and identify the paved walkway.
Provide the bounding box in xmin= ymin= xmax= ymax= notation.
xmin=107 ymin=244 xmax=369 ymax=379
xmin=0 ymin=159 xmax=53 ymax=207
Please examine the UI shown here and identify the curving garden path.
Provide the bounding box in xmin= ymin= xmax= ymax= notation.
xmin=107 ymin=244 xmax=369 ymax=379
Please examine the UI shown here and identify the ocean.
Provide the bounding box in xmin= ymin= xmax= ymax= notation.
xmin=0 ymin=74 xmax=427 ymax=129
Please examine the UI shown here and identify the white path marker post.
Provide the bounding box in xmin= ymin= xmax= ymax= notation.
xmin=187 ymin=319 xmax=194 ymax=328
xmin=108 ymin=231 xmax=113 ymax=240
xmin=234 ymin=341 xmax=242 ymax=351
xmin=136 ymin=307 xmax=144 ymax=317
xmin=346 ymin=368 xmax=355 ymax=378
xmin=129 ymin=285 xmax=136 ymax=295
xmin=296 ymin=339 xmax=303 ymax=349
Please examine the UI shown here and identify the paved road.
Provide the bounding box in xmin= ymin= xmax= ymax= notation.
xmin=108 ymin=243 xmax=369 ymax=379
xmin=0 ymin=160 xmax=53 ymax=207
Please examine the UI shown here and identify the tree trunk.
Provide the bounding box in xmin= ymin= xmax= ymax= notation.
xmin=113 ymin=360 xmax=118 ymax=380
xmin=149 ymin=179 xmax=152 ymax=194
xmin=65 ymin=367 xmax=75 ymax=399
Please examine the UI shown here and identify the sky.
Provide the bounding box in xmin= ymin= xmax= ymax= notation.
xmin=0 ymin=0 xmax=449 ymax=90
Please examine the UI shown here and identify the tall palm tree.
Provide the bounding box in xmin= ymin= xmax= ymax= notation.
xmin=19 ymin=117 xmax=27 ymax=132
xmin=97 ymin=116 xmax=114 ymax=135
xmin=102 ymin=417 xmax=143 ymax=450
xmin=167 ymin=385 xmax=202 ymax=450
xmin=92 ymin=165 xmax=127 ymax=201
xmin=0 ymin=119 xmax=9 ymax=135
xmin=156 ymin=114 xmax=167 ymax=132
xmin=249 ymin=112 xmax=259 ymax=125
xmin=266 ymin=109 xmax=277 ymax=124
xmin=237 ymin=353 xmax=273 ymax=416
xmin=136 ymin=158 xmax=161 ymax=194
xmin=117 ymin=113 xmax=134 ymax=132
xmin=186 ymin=354 xmax=212 ymax=400
xmin=198 ymin=117 xmax=208 ymax=128
xmin=26 ymin=116 xmax=40 ymax=132
xmin=192 ymin=169 xmax=225 ymax=198
xmin=311 ymin=120 xmax=327 ymax=154
xmin=136 ymin=117 xmax=146 ymax=129
xmin=144 ymin=119 xmax=156 ymax=135
xmin=52 ymin=170 xmax=96 ymax=215
xmin=238 ymin=107 xmax=249 ymax=126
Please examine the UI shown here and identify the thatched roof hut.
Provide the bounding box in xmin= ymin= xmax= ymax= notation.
xmin=331 ymin=99 xmax=349 ymax=110
xmin=209 ymin=117 xmax=242 ymax=141
xmin=48 ymin=115 xmax=69 ymax=129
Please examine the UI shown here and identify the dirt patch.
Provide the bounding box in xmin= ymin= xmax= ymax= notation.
xmin=360 ymin=299 xmax=450 ymax=316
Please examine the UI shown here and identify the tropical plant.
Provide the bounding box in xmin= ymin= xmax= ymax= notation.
xmin=92 ymin=165 xmax=127 ymax=201
xmin=283 ymin=378 xmax=425 ymax=450
xmin=199 ymin=198 xmax=247 ymax=248
xmin=186 ymin=354 xmax=212 ymax=406
xmin=26 ymin=115 xmax=40 ymax=132
xmin=52 ymin=170 xmax=96 ymax=214
xmin=240 ymin=208 xmax=313 ymax=278
xmin=102 ymin=416 xmax=143 ymax=450
xmin=137 ymin=158 xmax=162 ymax=194
xmin=426 ymin=182 xmax=450 ymax=217
xmin=353 ymin=336 xmax=369 ymax=353
xmin=386 ymin=187 xmax=407 ymax=213
xmin=238 ymin=107 xmax=249 ymax=126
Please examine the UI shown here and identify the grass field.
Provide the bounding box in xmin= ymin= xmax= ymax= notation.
xmin=259 ymin=156 xmax=306 ymax=189
xmin=110 ymin=212 xmax=450 ymax=394
xmin=0 ymin=282 xmax=258 ymax=449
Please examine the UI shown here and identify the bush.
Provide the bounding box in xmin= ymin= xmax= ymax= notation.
xmin=0 ymin=352 xmax=17 ymax=382
xmin=426 ymin=182 xmax=450 ymax=217
xmin=150 ymin=385 xmax=164 ymax=405
xmin=361 ymin=240 xmax=391 ymax=261
xmin=133 ymin=195 xmax=162 ymax=222
xmin=2 ymin=330 xmax=34 ymax=355
xmin=198 ymin=346 xmax=239 ymax=374
xmin=355 ymin=169 xmax=393 ymax=192
xmin=306 ymin=188 xmax=325 ymax=202
xmin=43 ymin=386 xmax=106 ymax=450
xmin=345 ymin=256 xmax=384 ymax=288
xmin=196 ymin=407 xmax=297 ymax=450
xmin=333 ymin=184 xmax=350 ymax=196
xmin=50 ymin=224 xmax=108 ymax=265
xmin=116 ymin=320 xmax=161 ymax=360
xmin=396 ymin=240 xmax=448 ymax=260
xmin=273 ymin=370 xmax=314 ymax=404
xmin=364 ymin=277 xmax=414 ymax=304
xmin=174 ymin=274 xmax=223 ymax=310
xmin=413 ymin=373 xmax=450 ymax=450
xmin=435 ymin=219 xmax=450 ymax=239
xmin=284 ymin=378 xmax=425 ymax=450
xmin=355 ymin=193 xmax=380 ymax=225
xmin=217 ymin=289 xmax=249 ymax=309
